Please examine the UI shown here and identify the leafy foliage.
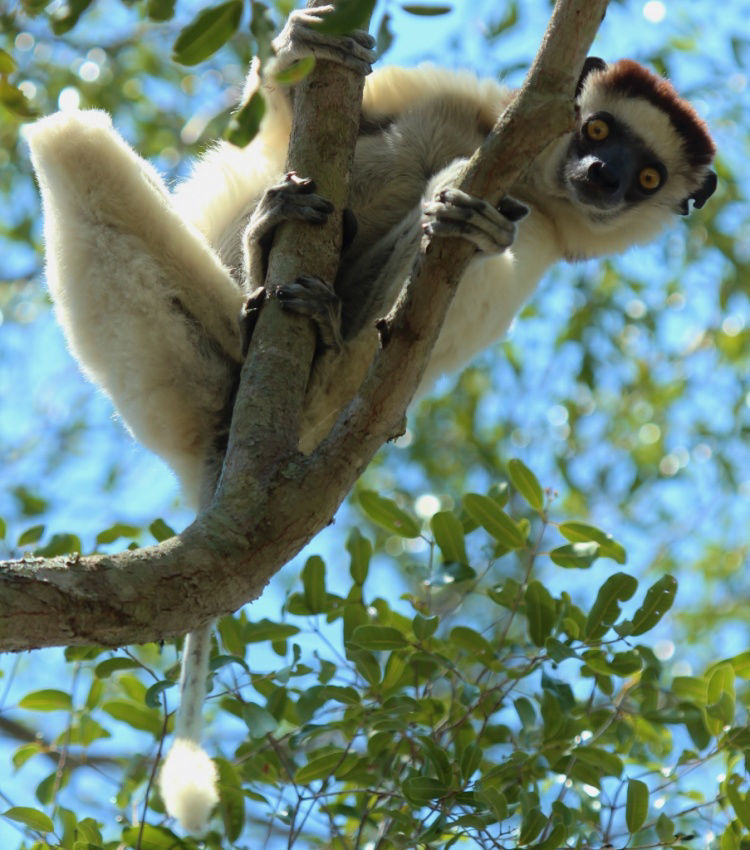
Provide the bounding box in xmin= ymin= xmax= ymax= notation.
xmin=2 ymin=470 xmax=749 ymax=848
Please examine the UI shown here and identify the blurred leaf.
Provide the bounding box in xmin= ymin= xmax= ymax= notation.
xmin=226 ymin=89 xmax=266 ymax=147
xmin=525 ymin=580 xmax=555 ymax=646
xmin=173 ymin=1 xmax=243 ymax=65
xmin=149 ymin=518 xmax=175 ymax=542
xmin=50 ymin=0 xmax=94 ymax=35
xmin=311 ymin=0 xmax=376 ymax=34
xmin=359 ymin=491 xmax=421 ymax=537
xmin=350 ymin=625 xmax=408 ymax=650
xmin=215 ymin=757 xmax=244 ymax=841
xmin=121 ymin=825 xmax=184 ymax=849
xmin=431 ymin=510 xmax=468 ymax=564
xmin=626 ymin=778 xmax=649 ymax=833
xmin=463 ymin=493 xmax=525 ymax=548
xmin=147 ymin=0 xmax=177 ymax=22
xmin=0 ymin=49 xmax=16 ymax=74
xmin=302 ymin=555 xmax=327 ymax=613
xmin=18 ymin=524 xmax=44 ymax=546
xmin=550 ymin=541 xmax=599 ymax=568
xmin=402 ymin=775 xmax=450 ymax=804
xmin=402 ymin=4 xmax=452 ymax=15
xmin=508 ymin=458 xmax=544 ymax=511
xmin=2 ymin=807 xmax=54 ymax=833
xmin=347 ymin=527 xmax=372 ymax=585
xmin=19 ymin=689 xmax=72 ymax=711
xmin=101 ymin=700 xmax=161 ymax=736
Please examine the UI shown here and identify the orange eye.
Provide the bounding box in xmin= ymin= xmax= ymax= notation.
xmin=639 ymin=167 xmax=662 ymax=191
xmin=585 ymin=118 xmax=610 ymax=141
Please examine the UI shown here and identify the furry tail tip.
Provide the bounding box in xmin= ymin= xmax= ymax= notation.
xmin=159 ymin=737 xmax=219 ymax=833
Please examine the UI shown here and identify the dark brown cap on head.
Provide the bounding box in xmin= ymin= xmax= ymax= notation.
xmin=598 ymin=59 xmax=715 ymax=167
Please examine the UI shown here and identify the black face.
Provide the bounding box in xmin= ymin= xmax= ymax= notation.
xmin=561 ymin=111 xmax=668 ymax=212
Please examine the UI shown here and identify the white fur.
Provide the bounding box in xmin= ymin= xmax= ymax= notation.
xmin=158 ymin=738 xmax=218 ymax=834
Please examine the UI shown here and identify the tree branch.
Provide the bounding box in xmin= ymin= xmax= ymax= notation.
xmin=0 ymin=0 xmax=609 ymax=652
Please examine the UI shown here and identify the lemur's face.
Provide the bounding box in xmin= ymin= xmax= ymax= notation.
xmin=560 ymin=110 xmax=667 ymax=217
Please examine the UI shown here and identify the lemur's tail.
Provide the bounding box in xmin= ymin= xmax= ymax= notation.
xmin=159 ymin=622 xmax=218 ymax=833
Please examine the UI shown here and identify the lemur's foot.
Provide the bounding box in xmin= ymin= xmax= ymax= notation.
xmin=245 ymin=172 xmax=334 ymax=286
xmin=277 ymin=275 xmax=343 ymax=351
xmin=272 ymin=5 xmax=376 ymax=77
xmin=248 ymin=172 xmax=334 ymax=241
xmin=422 ymin=189 xmax=528 ymax=254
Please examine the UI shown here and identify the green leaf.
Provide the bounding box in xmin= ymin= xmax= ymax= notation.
xmin=94 ymin=657 xmax=140 ymax=678
xmin=572 ymin=746 xmax=622 ymax=777
xmin=476 ymin=787 xmax=508 ymax=822
xmin=295 ymin=750 xmax=350 ymax=784
xmin=359 ymin=491 xmax=421 ymax=537
xmin=35 ymin=533 xmax=82 ymax=557
xmin=243 ymin=702 xmax=278 ymax=738
xmin=101 ymin=700 xmax=161 ymax=737
xmin=463 ymin=493 xmax=525 ymax=548
xmin=19 ymin=689 xmax=72 ymax=712
xmin=302 ymin=555 xmax=327 ymax=614
xmin=350 ymin=625 xmax=408 ymax=650
xmin=225 ymin=89 xmax=266 ymax=147
xmin=619 ymin=575 xmax=677 ymax=636
xmin=96 ymin=523 xmax=140 ymax=545
xmin=145 ymin=680 xmax=173 ymax=709
xmin=402 ymin=776 xmax=450 ymax=804
xmin=402 ymin=3 xmax=453 ymax=14
xmin=583 ymin=572 xmax=638 ymax=641
xmin=726 ymin=774 xmax=750 ymax=830
xmin=121 ymin=824 xmax=184 ymax=849
xmin=557 ymin=522 xmax=626 ymax=563
xmin=2 ymin=807 xmax=54 ymax=833
xmin=525 ymin=581 xmax=555 ymax=647
xmin=346 ymin=527 xmax=372 ymax=585
xmin=550 ymin=542 xmax=599 ymax=568
xmin=18 ymin=524 xmax=45 ymax=546
xmin=431 ymin=510 xmax=468 ymax=564
xmin=172 ymin=0 xmax=243 ymax=65
xmin=245 ymin=618 xmax=300 ymax=643
xmin=149 ymin=518 xmax=175 ymax=542
xmin=508 ymin=458 xmax=544 ymax=511
xmin=519 ymin=807 xmax=546 ymax=845
xmin=215 ymin=757 xmax=244 ymax=842
xmin=274 ymin=55 xmax=316 ymax=86
xmin=655 ymin=812 xmax=674 ymax=843
xmin=147 ymin=0 xmax=176 ymax=21
xmin=450 ymin=625 xmax=494 ymax=655
xmin=413 ymin=613 xmax=439 ymax=640
xmin=311 ymin=0 xmax=376 ymax=34
xmin=0 ymin=48 xmax=16 ymax=74
xmin=459 ymin=742 xmax=482 ymax=780
xmin=51 ymin=0 xmax=94 ymax=34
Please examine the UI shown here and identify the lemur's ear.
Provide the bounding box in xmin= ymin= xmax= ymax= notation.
xmin=575 ymin=57 xmax=607 ymax=98
xmin=677 ymin=171 xmax=718 ymax=215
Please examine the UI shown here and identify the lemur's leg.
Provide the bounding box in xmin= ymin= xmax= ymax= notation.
xmin=241 ymin=173 xmax=342 ymax=351
xmin=25 ymin=109 xmax=242 ymax=504
xmin=336 ymin=159 xmax=529 ymax=339
xmin=243 ymin=172 xmax=334 ymax=287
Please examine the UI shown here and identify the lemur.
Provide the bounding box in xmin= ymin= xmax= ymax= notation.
xmin=25 ymin=4 xmax=716 ymax=834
